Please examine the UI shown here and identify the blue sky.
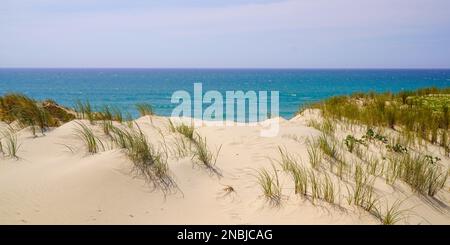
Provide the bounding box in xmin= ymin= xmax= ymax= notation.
xmin=1 ymin=0 xmax=450 ymax=68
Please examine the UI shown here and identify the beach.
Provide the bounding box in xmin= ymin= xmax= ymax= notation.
xmin=1 ymin=110 xmax=449 ymax=224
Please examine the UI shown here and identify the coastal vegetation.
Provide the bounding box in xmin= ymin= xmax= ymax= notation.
xmin=303 ymin=87 xmax=450 ymax=151
xmin=1 ymin=88 xmax=449 ymax=224
xmin=273 ymin=86 xmax=450 ymax=224
xmin=0 ymin=93 xmax=75 ymax=135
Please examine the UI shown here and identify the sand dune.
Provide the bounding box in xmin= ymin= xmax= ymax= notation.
xmin=0 ymin=112 xmax=449 ymax=224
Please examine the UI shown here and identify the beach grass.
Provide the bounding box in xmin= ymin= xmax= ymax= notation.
xmin=306 ymin=138 xmax=322 ymax=169
xmin=75 ymin=100 xmax=94 ymax=123
xmin=347 ymin=164 xmax=379 ymax=214
xmin=136 ymin=103 xmax=154 ymax=117
xmin=169 ymin=120 xmax=195 ymax=140
xmin=74 ymin=122 xmax=104 ymax=154
xmin=192 ymin=134 xmax=222 ymax=169
xmin=306 ymin=87 xmax=450 ymax=149
xmin=392 ymin=153 xmax=448 ymax=196
xmin=376 ymin=200 xmax=409 ymax=225
xmin=0 ymin=93 xmax=59 ymax=135
xmin=0 ymin=127 xmax=21 ymax=159
xmin=256 ymin=164 xmax=282 ymax=205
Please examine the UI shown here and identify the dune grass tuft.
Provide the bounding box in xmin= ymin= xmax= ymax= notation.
xmin=391 ymin=153 xmax=448 ymax=196
xmin=305 ymin=87 xmax=450 ymax=149
xmin=256 ymin=165 xmax=282 ymax=205
xmin=306 ymin=138 xmax=322 ymax=169
xmin=107 ymin=124 xmax=174 ymax=190
xmin=74 ymin=100 xmax=94 ymax=123
xmin=136 ymin=103 xmax=154 ymax=117
xmin=74 ymin=122 xmax=104 ymax=154
xmin=0 ymin=127 xmax=21 ymax=159
xmin=318 ymin=133 xmax=340 ymax=162
xmin=375 ymin=200 xmax=409 ymax=225
xmin=101 ymin=120 xmax=113 ymax=136
xmin=347 ymin=164 xmax=379 ymax=213
xmin=169 ymin=120 xmax=195 ymax=141
xmin=171 ymin=135 xmax=192 ymax=159
xmin=0 ymin=93 xmax=56 ymax=136
xmin=192 ymin=134 xmax=222 ymax=170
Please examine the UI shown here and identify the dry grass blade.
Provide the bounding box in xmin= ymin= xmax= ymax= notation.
xmin=74 ymin=122 xmax=104 ymax=154
xmin=0 ymin=127 xmax=21 ymax=159
xmin=256 ymin=164 xmax=282 ymax=205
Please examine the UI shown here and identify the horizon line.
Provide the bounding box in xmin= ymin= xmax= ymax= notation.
xmin=1 ymin=67 xmax=450 ymax=70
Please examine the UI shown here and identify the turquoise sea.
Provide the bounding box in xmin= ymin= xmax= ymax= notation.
xmin=1 ymin=68 xmax=450 ymax=119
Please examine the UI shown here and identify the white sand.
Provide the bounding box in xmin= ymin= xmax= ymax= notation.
xmin=0 ymin=112 xmax=449 ymax=224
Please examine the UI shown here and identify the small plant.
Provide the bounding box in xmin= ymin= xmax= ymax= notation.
xmin=374 ymin=134 xmax=388 ymax=144
xmin=1 ymin=127 xmax=21 ymax=159
xmin=278 ymin=146 xmax=297 ymax=171
xmin=136 ymin=103 xmax=154 ymax=117
xmin=321 ymin=118 xmax=335 ymax=135
xmin=74 ymin=100 xmax=94 ymax=123
xmin=318 ymin=133 xmax=339 ymax=162
xmin=321 ymin=174 xmax=335 ymax=204
xmin=192 ymin=134 xmax=222 ymax=169
xmin=363 ymin=128 xmax=375 ymax=140
xmin=74 ymin=122 xmax=104 ymax=154
xmin=309 ymin=170 xmax=321 ymax=201
xmin=362 ymin=128 xmax=388 ymax=144
xmin=385 ymin=156 xmax=401 ymax=185
xmin=393 ymin=154 xmax=448 ymax=196
xmin=111 ymin=106 xmax=123 ymax=123
xmin=347 ymin=164 xmax=378 ymax=213
xmin=277 ymin=148 xmax=308 ymax=196
xmin=366 ymin=155 xmax=382 ymax=176
xmin=124 ymin=112 xmax=134 ymax=128
xmin=385 ymin=106 xmax=397 ymax=130
xmin=386 ymin=143 xmax=408 ymax=154
xmin=171 ymin=135 xmax=192 ymax=159
xmin=109 ymin=125 xmax=133 ymax=149
xmin=425 ymin=155 xmax=441 ymax=165
xmin=306 ymin=138 xmax=322 ymax=169
xmin=344 ymin=135 xmax=366 ymax=153
xmin=256 ymin=165 xmax=282 ymax=205
xmin=101 ymin=120 xmax=113 ymax=136
xmin=176 ymin=124 xmax=195 ymax=140
xmin=344 ymin=135 xmax=357 ymax=153
xmin=126 ymin=127 xmax=173 ymax=189
xmin=99 ymin=105 xmax=113 ymax=121
xmin=291 ymin=164 xmax=309 ymax=196
xmin=376 ymin=200 xmax=408 ymax=225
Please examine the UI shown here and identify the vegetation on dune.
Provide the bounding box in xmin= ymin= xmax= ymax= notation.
xmin=0 ymin=93 xmax=74 ymax=135
xmin=169 ymin=120 xmax=195 ymax=141
xmin=136 ymin=103 xmax=154 ymax=117
xmin=1 ymin=94 xmax=158 ymax=130
xmin=73 ymin=122 xmax=105 ymax=154
xmin=0 ymin=127 xmax=21 ymax=159
xmin=74 ymin=100 xmax=95 ymax=123
xmin=191 ymin=133 xmax=222 ymax=171
xmin=256 ymin=164 xmax=282 ymax=205
xmin=97 ymin=105 xmax=124 ymax=123
xmin=106 ymin=123 xmax=175 ymax=191
xmin=302 ymin=87 xmax=450 ymax=151
xmin=375 ymin=200 xmax=409 ymax=225
xmin=2 ymin=88 xmax=448 ymax=223
xmin=293 ymin=87 xmax=450 ymax=224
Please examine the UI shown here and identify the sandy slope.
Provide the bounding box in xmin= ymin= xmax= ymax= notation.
xmin=0 ymin=112 xmax=449 ymax=224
